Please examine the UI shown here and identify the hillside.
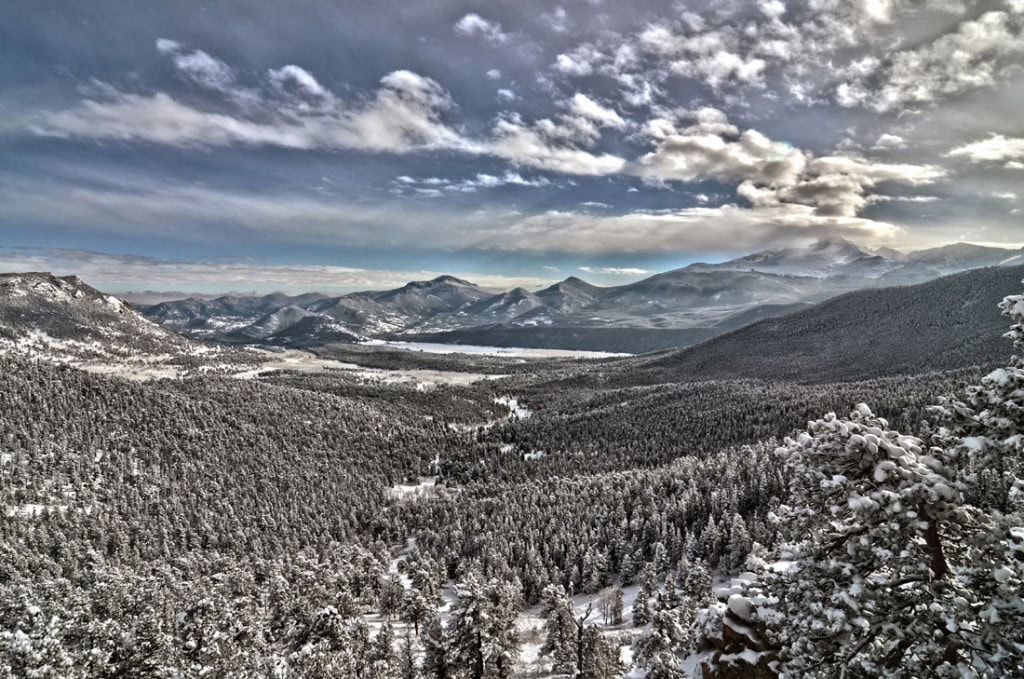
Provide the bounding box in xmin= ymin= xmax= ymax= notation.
xmin=626 ymin=265 xmax=1023 ymax=384
xmin=0 ymin=272 xmax=262 ymax=375
xmin=0 ymin=272 xmax=198 ymax=360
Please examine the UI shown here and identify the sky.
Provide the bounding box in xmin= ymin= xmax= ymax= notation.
xmin=1 ymin=0 xmax=1023 ymax=293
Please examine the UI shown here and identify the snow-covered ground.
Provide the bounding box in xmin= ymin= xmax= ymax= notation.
xmin=494 ymin=395 xmax=533 ymax=420
xmin=235 ymin=349 xmax=506 ymax=387
xmin=362 ymin=339 xmax=631 ymax=359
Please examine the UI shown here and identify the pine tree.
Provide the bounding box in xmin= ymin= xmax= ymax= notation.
xmin=421 ymin=615 xmax=450 ymax=679
xmin=398 ymin=632 xmax=418 ymax=679
xmin=609 ymin=589 xmax=624 ymax=626
xmin=579 ymin=626 xmax=621 ymax=679
xmin=768 ymin=398 xmax=1024 ymax=677
xmin=447 ymin=572 xmax=520 ymax=679
xmin=633 ymin=608 xmax=687 ymax=679
xmin=369 ymin=620 xmax=396 ymax=678
xmin=632 ymin=587 xmax=651 ymax=627
xmin=539 ymin=584 xmax=578 ymax=675
xmin=402 ymin=588 xmax=436 ymax=637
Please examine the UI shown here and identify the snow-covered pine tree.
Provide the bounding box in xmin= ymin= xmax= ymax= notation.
xmin=578 ymin=625 xmax=621 ymax=679
xmin=421 ymin=615 xmax=450 ymax=679
xmin=932 ymin=285 xmax=1024 ymax=513
xmin=632 ymin=607 xmax=691 ymax=679
xmin=767 ymin=399 xmax=1024 ymax=677
xmin=632 ymin=587 xmax=651 ymax=627
xmin=447 ymin=572 xmax=521 ymax=679
xmin=540 ymin=583 xmax=579 ymax=674
xmin=398 ymin=631 xmax=418 ymax=679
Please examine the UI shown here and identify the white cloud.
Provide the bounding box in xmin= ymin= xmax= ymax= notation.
xmin=758 ymin=0 xmax=787 ymax=19
xmin=633 ymin=112 xmax=806 ymax=186
xmin=486 ymin=69 xmax=502 ymax=79
xmin=948 ymin=134 xmax=1024 ymax=166
xmin=393 ymin=171 xmax=552 ymax=194
xmin=567 ymin=94 xmax=626 ymax=128
xmin=553 ymin=49 xmax=597 ymax=76
xmin=267 ymin=65 xmax=329 ymax=97
xmin=496 ymin=88 xmax=517 ymax=103
xmin=155 ymin=38 xmax=236 ymax=93
xmin=0 ymin=247 xmax=552 ymax=293
xmin=872 ymin=133 xmax=907 ymax=149
xmin=837 ymin=10 xmax=1024 ymax=111
xmin=578 ymin=266 xmax=651 ymax=276
xmin=545 ymin=6 xmax=569 ymax=32
xmin=765 ymin=156 xmax=947 ymax=216
xmin=482 ymin=204 xmax=903 ymax=253
xmin=454 ymin=13 xmax=509 ymax=43
xmin=488 ymin=114 xmax=628 ymax=175
xmin=33 ymin=65 xmax=466 ymax=154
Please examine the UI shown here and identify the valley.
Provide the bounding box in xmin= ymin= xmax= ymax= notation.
xmin=1 ymin=261 xmax=1021 ymax=677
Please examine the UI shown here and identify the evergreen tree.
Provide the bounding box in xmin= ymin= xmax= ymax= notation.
xmin=447 ymin=572 xmax=520 ymax=679
xmin=421 ymin=616 xmax=450 ymax=679
xmin=398 ymin=632 xmax=418 ymax=679
xmin=768 ymin=400 xmax=1024 ymax=677
xmin=579 ymin=626 xmax=621 ymax=679
xmin=539 ymin=584 xmax=578 ymax=675
xmin=632 ymin=587 xmax=651 ymax=627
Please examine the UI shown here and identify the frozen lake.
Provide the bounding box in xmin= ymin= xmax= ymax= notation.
xmin=362 ymin=339 xmax=631 ymax=359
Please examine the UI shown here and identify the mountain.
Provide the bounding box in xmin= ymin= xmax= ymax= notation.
xmin=619 ymin=264 xmax=1024 ymax=384
xmin=136 ymin=240 xmax=1024 ymax=352
xmin=144 ymin=292 xmax=330 ymax=338
xmin=691 ymin=237 xmax=886 ymax=278
xmin=0 ymin=272 xmax=200 ymax=361
xmin=908 ymin=242 xmax=1024 ymax=272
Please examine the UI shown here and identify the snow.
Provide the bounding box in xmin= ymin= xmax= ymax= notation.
xmin=362 ymin=339 xmax=630 ymax=358
xmin=387 ymin=476 xmax=444 ymax=501
xmin=235 ymin=349 xmax=505 ymax=387
xmin=726 ymin=594 xmax=754 ymax=621
xmin=495 ymin=396 xmax=532 ymax=420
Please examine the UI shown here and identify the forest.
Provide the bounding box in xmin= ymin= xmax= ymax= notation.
xmin=0 ymin=284 xmax=1022 ymax=678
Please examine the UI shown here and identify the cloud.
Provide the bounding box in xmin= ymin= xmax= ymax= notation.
xmin=567 ymin=93 xmax=626 ymax=129
xmin=754 ymin=156 xmax=947 ymax=216
xmin=33 ymin=64 xmax=465 ymax=154
xmin=0 ymin=247 xmax=552 ymax=293
xmin=633 ymin=110 xmax=806 ymax=186
xmin=873 ymin=133 xmax=907 ymax=149
xmin=553 ymin=45 xmax=602 ymax=76
xmin=32 ymin=40 xmax=644 ymax=180
xmin=578 ymin=266 xmax=651 ymax=275
xmin=836 ymin=10 xmax=1024 ymax=111
xmin=267 ymin=65 xmax=329 ymax=97
xmin=948 ymin=134 xmax=1024 ymax=167
xmin=482 ymin=204 xmax=903 ymax=253
xmin=392 ymin=171 xmax=552 ymax=194
xmin=488 ymin=114 xmax=628 ymax=175
xmin=454 ymin=13 xmax=509 ymax=43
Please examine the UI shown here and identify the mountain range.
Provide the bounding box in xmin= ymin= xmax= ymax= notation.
xmin=139 ymin=239 xmax=1024 ymax=352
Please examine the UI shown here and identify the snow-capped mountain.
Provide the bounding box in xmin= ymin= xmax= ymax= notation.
xmin=134 ymin=240 xmax=1024 ymax=351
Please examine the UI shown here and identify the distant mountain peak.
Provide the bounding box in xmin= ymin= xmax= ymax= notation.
xmin=428 ymin=275 xmax=475 ymax=286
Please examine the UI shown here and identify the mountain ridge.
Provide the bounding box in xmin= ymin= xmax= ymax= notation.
xmin=118 ymin=240 xmax=1024 ymax=351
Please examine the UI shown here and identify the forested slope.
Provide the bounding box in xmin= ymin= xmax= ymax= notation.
xmin=630 ymin=265 xmax=1023 ymax=383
